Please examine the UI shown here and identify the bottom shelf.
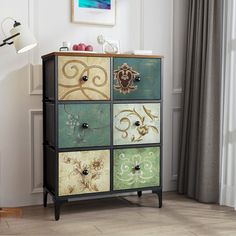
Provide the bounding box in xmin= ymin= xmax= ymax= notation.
xmin=44 ymin=187 xmax=162 ymax=221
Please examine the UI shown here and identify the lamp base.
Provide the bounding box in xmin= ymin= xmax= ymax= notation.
xmin=0 ymin=208 xmax=22 ymax=218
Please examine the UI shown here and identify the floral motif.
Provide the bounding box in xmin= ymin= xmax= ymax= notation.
xmin=114 ymin=63 xmax=140 ymax=94
xmin=59 ymin=151 xmax=110 ymax=196
xmin=65 ymin=112 xmax=83 ymax=143
xmin=137 ymin=125 xmax=149 ymax=136
xmin=62 ymin=104 xmax=109 ymax=145
xmin=66 ymin=156 xmax=105 ymax=192
xmin=92 ymin=158 xmax=104 ymax=171
xmin=67 ymin=185 xmax=75 ymax=194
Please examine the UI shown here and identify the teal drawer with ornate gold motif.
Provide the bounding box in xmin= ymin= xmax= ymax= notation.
xmin=113 ymin=103 xmax=161 ymax=145
xmin=113 ymin=147 xmax=160 ymax=190
xmin=113 ymin=58 xmax=161 ymax=100
xmin=58 ymin=104 xmax=110 ymax=148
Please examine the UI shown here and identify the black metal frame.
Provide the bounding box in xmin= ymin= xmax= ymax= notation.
xmin=42 ymin=55 xmax=163 ymax=221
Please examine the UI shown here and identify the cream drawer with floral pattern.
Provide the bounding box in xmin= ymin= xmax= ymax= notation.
xmin=59 ymin=150 xmax=110 ymax=196
xmin=113 ymin=103 xmax=161 ymax=145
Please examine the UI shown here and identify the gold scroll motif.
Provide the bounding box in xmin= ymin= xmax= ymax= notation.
xmin=114 ymin=104 xmax=160 ymax=145
xmin=58 ymin=56 xmax=110 ymax=100
xmin=114 ymin=63 xmax=140 ymax=94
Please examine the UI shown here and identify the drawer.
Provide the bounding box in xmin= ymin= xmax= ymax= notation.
xmin=113 ymin=147 xmax=160 ymax=190
xmin=59 ymin=150 xmax=110 ymax=196
xmin=113 ymin=58 xmax=161 ymax=100
xmin=58 ymin=56 xmax=111 ymax=100
xmin=59 ymin=104 xmax=110 ymax=148
xmin=113 ymin=103 xmax=161 ymax=145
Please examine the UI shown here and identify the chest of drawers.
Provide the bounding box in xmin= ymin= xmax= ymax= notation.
xmin=42 ymin=52 xmax=163 ymax=220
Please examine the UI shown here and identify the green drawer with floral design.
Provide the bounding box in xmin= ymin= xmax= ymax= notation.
xmin=113 ymin=103 xmax=161 ymax=145
xmin=113 ymin=147 xmax=160 ymax=190
xmin=59 ymin=150 xmax=110 ymax=196
xmin=58 ymin=103 xmax=110 ymax=148
xmin=113 ymin=58 xmax=161 ymax=100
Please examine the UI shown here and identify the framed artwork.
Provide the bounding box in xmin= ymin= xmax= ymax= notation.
xmin=71 ymin=0 xmax=116 ymax=26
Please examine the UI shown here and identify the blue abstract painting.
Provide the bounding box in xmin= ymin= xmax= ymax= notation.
xmin=79 ymin=0 xmax=111 ymax=10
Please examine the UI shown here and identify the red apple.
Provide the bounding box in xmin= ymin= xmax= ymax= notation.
xmin=72 ymin=44 xmax=78 ymax=51
xmin=77 ymin=43 xmax=86 ymax=51
xmin=85 ymin=45 xmax=93 ymax=51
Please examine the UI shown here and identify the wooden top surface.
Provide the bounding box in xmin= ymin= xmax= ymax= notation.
xmin=41 ymin=51 xmax=164 ymax=59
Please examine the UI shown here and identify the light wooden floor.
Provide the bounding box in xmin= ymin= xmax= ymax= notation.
xmin=1 ymin=192 xmax=236 ymax=236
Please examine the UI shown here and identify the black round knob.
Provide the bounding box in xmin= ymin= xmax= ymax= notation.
xmin=82 ymin=75 xmax=88 ymax=82
xmin=82 ymin=169 xmax=89 ymax=175
xmin=134 ymin=165 xmax=140 ymax=171
xmin=82 ymin=123 xmax=89 ymax=129
xmin=135 ymin=121 xmax=141 ymax=126
xmin=135 ymin=76 xmax=141 ymax=82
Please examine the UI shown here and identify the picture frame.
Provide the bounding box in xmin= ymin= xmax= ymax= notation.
xmin=71 ymin=0 xmax=116 ymax=26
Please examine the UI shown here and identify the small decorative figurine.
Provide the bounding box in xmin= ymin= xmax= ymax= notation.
xmin=97 ymin=35 xmax=119 ymax=54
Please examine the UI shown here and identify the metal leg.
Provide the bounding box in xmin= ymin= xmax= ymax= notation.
xmin=157 ymin=191 xmax=162 ymax=208
xmin=152 ymin=190 xmax=162 ymax=208
xmin=43 ymin=190 xmax=48 ymax=208
xmin=54 ymin=201 xmax=61 ymax=221
xmin=137 ymin=191 xmax=142 ymax=198
xmin=54 ymin=199 xmax=67 ymax=221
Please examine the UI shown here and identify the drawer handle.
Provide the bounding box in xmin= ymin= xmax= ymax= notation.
xmin=135 ymin=76 xmax=141 ymax=82
xmin=82 ymin=75 xmax=89 ymax=82
xmin=135 ymin=121 xmax=141 ymax=126
xmin=82 ymin=169 xmax=89 ymax=175
xmin=82 ymin=123 xmax=89 ymax=129
xmin=134 ymin=165 xmax=141 ymax=171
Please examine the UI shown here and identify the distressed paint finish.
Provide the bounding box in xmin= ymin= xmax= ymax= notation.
xmin=113 ymin=58 xmax=161 ymax=100
xmin=113 ymin=147 xmax=160 ymax=190
xmin=113 ymin=103 xmax=161 ymax=145
xmin=59 ymin=150 xmax=110 ymax=196
xmin=59 ymin=104 xmax=110 ymax=148
xmin=58 ymin=56 xmax=111 ymax=100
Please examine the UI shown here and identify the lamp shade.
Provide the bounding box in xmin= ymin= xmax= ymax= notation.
xmin=10 ymin=24 xmax=37 ymax=53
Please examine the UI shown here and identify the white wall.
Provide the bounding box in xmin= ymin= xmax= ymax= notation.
xmin=143 ymin=0 xmax=175 ymax=190
xmin=142 ymin=0 xmax=188 ymax=190
xmin=0 ymin=0 xmax=187 ymax=206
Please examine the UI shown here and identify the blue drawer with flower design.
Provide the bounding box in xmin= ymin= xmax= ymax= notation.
xmin=58 ymin=103 xmax=110 ymax=148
